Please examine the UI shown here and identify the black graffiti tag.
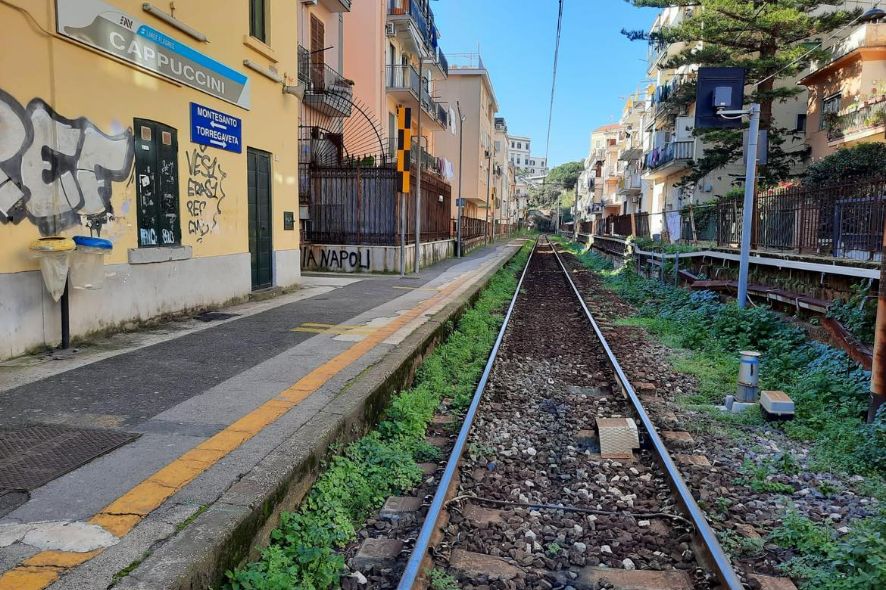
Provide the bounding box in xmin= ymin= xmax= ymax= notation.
xmin=0 ymin=88 xmax=134 ymax=236
xmin=185 ymin=145 xmax=226 ymax=241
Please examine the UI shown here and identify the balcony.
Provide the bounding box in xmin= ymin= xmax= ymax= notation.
xmin=826 ymin=98 xmax=886 ymax=143
xmin=830 ymin=22 xmax=886 ymax=63
xmin=643 ymin=140 xmax=695 ymax=176
xmin=388 ymin=0 xmax=439 ymax=57
xmin=298 ymin=46 xmax=353 ymax=118
xmin=618 ymin=173 xmax=642 ymax=196
xmin=385 ymin=65 xmax=448 ymax=129
xmin=317 ymin=0 xmax=350 ymax=12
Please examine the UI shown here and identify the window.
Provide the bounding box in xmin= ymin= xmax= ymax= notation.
xmin=494 ymin=140 xmax=501 ymax=152
xmin=820 ymin=93 xmax=841 ymax=129
xmin=249 ymin=0 xmax=267 ymax=43
xmin=517 ymin=142 xmax=522 ymax=149
xmin=134 ymin=119 xmax=181 ymax=247
xmin=796 ymin=114 xmax=807 ymax=133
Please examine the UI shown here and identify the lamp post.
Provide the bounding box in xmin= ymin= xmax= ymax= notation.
xmin=456 ymin=101 xmax=465 ymax=257
xmin=485 ymin=149 xmax=492 ymax=244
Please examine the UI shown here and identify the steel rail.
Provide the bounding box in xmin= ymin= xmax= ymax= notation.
xmin=397 ymin=237 xmax=538 ymax=590
xmin=547 ymin=236 xmax=746 ymax=590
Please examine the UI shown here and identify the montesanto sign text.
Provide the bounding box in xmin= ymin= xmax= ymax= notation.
xmin=190 ymin=103 xmax=242 ymax=153
xmin=56 ymin=0 xmax=251 ymax=109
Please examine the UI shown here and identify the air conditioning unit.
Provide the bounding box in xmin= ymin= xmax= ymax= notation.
xmin=385 ymin=23 xmax=395 ymax=37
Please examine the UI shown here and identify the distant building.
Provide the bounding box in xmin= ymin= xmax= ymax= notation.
xmin=800 ymin=13 xmax=886 ymax=162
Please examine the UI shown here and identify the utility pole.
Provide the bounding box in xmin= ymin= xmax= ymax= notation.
xmin=456 ymin=101 xmax=464 ymax=257
xmin=414 ymin=59 xmax=424 ymax=275
xmin=484 ymin=149 xmax=492 ymax=244
xmin=870 ymin=219 xmax=886 ymax=422
xmin=736 ymin=103 xmax=760 ymax=310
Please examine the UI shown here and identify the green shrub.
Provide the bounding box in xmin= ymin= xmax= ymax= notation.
xmin=804 ymin=143 xmax=886 ymax=185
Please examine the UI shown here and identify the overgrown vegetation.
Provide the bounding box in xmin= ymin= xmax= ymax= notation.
xmin=556 ymin=237 xmax=886 ymax=590
xmin=770 ymin=509 xmax=886 ymax=590
xmin=226 ymin=242 xmax=532 ymax=590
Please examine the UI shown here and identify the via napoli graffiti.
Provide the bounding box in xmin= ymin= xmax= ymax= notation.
xmin=302 ymin=246 xmax=371 ymax=272
xmin=185 ymin=145 xmax=226 ymax=241
xmin=0 ymin=89 xmax=134 ymax=236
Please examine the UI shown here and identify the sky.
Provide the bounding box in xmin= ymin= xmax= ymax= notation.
xmin=432 ymin=0 xmax=657 ymax=168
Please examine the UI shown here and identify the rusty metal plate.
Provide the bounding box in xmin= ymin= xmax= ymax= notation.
xmin=0 ymin=425 xmax=138 ymax=493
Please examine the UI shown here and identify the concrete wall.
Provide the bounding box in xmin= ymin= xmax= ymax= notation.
xmin=1 ymin=253 xmax=250 ymax=358
xmin=301 ymin=239 xmax=455 ymax=273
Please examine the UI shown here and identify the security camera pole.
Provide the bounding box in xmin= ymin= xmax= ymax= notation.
xmin=696 ymin=67 xmax=756 ymax=309
xmin=715 ymin=102 xmax=761 ymax=310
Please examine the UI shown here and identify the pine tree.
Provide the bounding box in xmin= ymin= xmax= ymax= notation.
xmin=623 ymin=0 xmax=860 ymax=187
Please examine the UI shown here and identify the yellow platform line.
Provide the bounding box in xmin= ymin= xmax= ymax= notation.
xmin=0 ymin=252 xmax=508 ymax=590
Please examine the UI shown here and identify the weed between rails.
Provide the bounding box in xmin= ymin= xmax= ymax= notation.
xmin=226 ymin=241 xmax=533 ymax=590
xmin=554 ymin=237 xmax=886 ymax=590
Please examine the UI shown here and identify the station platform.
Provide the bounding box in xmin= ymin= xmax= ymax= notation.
xmin=0 ymin=239 xmax=525 ymax=590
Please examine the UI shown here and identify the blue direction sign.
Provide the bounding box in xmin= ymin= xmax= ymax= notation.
xmin=190 ymin=102 xmax=242 ymax=153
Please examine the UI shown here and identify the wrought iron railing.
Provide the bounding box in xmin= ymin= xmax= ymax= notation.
xmin=826 ymin=100 xmax=886 ymax=142
xmin=299 ymin=45 xmax=353 ymax=116
xmin=305 ymin=165 xmax=451 ymax=246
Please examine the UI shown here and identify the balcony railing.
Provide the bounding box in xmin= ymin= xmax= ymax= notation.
xmin=644 ymin=140 xmax=694 ymax=170
xmin=298 ymin=45 xmax=353 ymax=117
xmin=388 ymin=0 xmax=438 ymax=52
xmin=385 ymin=64 xmax=448 ymax=127
xmin=826 ymin=99 xmax=886 ymax=142
xmin=436 ymin=47 xmax=449 ymax=77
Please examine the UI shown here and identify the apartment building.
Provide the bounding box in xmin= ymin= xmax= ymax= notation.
xmin=297 ymin=0 xmax=354 ymax=227
xmin=345 ymin=0 xmax=450 ymax=168
xmin=0 ymin=0 xmax=303 ymax=358
xmin=508 ymin=134 xmax=532 ymax=169
xmin=801 ymin=9 xmax=886 ymax=162
xmin=615 ymin=95 xmax=647 ymax=215
xmin=525 ymin=155 xmax=549 ymax=178
xmin=435 ymin=54 xmax=499 ymax=223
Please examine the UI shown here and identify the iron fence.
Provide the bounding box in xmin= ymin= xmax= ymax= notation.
xmin=715 ymin=176 xmax=886 ymax=260
xmin=458 ymin=216 xmax=488 ymax=241
xmin=305 ymin=165 xmax=452 ymax=246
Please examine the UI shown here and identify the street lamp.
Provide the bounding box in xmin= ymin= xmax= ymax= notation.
xmin=456 ymin=101 xmax=465 ymax=257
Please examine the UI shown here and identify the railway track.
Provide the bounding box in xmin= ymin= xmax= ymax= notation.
xmin=348 ymin=237 xmax=745 ymax=589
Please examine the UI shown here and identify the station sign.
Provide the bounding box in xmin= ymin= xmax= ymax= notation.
xmin=190 ymin=103 xmax=242 ymax=153
xmin=56 ymin=0 xmax=251 ymax=109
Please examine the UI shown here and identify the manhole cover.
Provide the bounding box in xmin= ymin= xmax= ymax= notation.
xmin=0 ymin=425 xmax=139 ymax=494
xmin=194 ymin=312 xmax=240 ymax=322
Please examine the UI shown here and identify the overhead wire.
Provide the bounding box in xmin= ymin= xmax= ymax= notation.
xmin=542 ymin=0 xmax=565 ymax=222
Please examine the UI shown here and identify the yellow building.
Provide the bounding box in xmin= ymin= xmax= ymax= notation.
xmin=0 ymin=0 xmax=303 ymax=359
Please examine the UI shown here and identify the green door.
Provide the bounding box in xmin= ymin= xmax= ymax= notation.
xmin=247 ymin=148 xmax=273 ymax=289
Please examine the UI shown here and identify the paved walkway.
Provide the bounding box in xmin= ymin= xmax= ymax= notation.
xmin=0 ymin=240 xmax=524 ymax=590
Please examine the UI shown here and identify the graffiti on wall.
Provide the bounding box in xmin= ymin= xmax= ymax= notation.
xmin=0 ymin=89 xmax=134 ymax=236
xmin=301 ymin=246 xmax=371 ymax=272
xmin=185 ymin=145 xmax=226 ymax=242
